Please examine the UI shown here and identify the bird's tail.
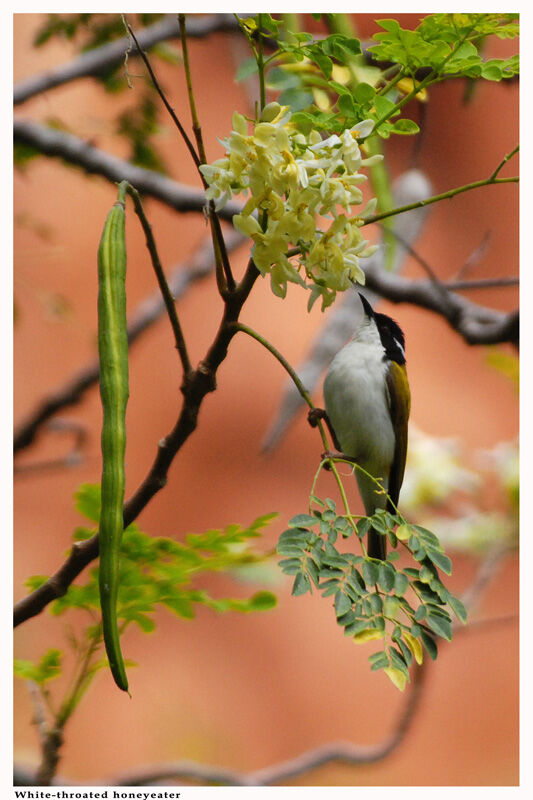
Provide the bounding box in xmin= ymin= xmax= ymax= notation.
xmin=367 ymin=528 xmax=387 ymax=560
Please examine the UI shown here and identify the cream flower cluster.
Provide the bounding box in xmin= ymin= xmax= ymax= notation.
xmin=200 ymin=103 xmax=381 ymax=309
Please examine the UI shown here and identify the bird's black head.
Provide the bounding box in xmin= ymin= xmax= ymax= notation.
xmin=358 ymin=293 xmax=406 ymax=365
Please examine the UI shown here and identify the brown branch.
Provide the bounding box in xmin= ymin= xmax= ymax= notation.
xmin=18 ymin=658 xmax=426 ymax=786
xmin=127 ymin=186 xmax=193 ymax=378
xmin=460 ymin=544 xmax=514 ymax=613
xmin=14 ymin=258 xmax=260 ymax=627
xmin=178 ymin=12 xmax=236 ymax=295
xmin=14 ymin=118 xmax=244 ymax=222
xmin=114 ymin=663 xmax=427 ymax=784
xmin=14 ymin=14 xmax=240 ymax=106
xmin=14 ymin=228 xmax=245 ymax=453
xmin=14 ymin=419 xmax=88 ymax=475
xmin=363 ymin=262 xmax=519 ymax=347
xmin=444 ymin=276 xmax=519 ymax=291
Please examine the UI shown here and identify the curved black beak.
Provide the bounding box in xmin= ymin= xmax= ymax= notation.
xmin=358 ymin=292 xmax=375 ymax=319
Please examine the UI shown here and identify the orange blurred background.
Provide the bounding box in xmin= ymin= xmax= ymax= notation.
xmin=14 ymin=13 xmax=519 ymax=786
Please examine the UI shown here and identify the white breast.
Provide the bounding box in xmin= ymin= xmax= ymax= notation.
xmin=323 ymin=332 xmax=395 ymax=490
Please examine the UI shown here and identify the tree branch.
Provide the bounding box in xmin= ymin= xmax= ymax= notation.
xmin=14 ymin=14 xmax=240 ymax=106
xmin=127 ymin=185 xmax=193 ymax=378
xmin=14 ymin=118 xmax=243 ymax=222
xmin=363 ymin=262 xmax=519 ymax=346
xmin=15 ymin=658 xmax=428 ymax=786
xmin=177 ymin=12 xmax=236 ymax=295
xmin=113 ymin=659 xmax=425 ymax=785
xmin=14 ymin=257 xmax=260 ymax=627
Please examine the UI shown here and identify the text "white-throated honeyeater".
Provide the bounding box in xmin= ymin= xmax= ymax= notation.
xmin=310 ymin=293 xmax=410 ymax=560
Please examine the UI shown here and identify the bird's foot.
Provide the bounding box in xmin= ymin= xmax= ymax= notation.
xmin=307 ymin=407 xmax=327 ymax=428
xmin=321 ymin=449 xmax=357 ymax=470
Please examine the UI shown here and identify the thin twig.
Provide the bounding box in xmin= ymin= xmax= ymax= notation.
xmin=232 ymin=322 xmax=314 ymax=410
xmin=27 ymin=681 xmax=63 ymax=786
xmin=127 ymin=185 xmax=193 ymax=378
xmin=364 ymin=175 xmax=518 ymax=227
xmin=178 ymin=14 xmax=206 ymax=165
xmin=445 ymin=276 xmax=519 ymax=291
xmin=489 ymin=144 xmax=519 ymax=181
xmin=123 ymin=16 xmax=201 ymax=170
xmin=231 ymin=321 xmax=359 ymax=532
xmin=454 ymin=231 xmax=492 ymax=280
xmin=460 ymin=543 xmax=514 ymax=613
xmin=178 ymin=13 xmax=236 ymax=294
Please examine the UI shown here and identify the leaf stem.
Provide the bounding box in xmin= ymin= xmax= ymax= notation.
xmin=363 ymin=175 xmax=518 ymax=227
xmin=257 ymin=14 xmax=267 ymax=111
xmin=231 ymin=321 xmax=359 ymax=531
xmin=178 ymin=13 xmax=206 ymax=165
xmin=489 ymin=144 xmax=519 ymax=181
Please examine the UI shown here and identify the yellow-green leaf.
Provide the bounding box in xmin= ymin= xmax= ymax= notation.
xmin=403 ymin=631 xmax=424 ymax=665
xmin=395 ymin=523 xmax=411 ymax=541
xmin=384 ymin=666 xmax=407 ymax=691
xmin=353 ymin=629 xmax=384 ymax=644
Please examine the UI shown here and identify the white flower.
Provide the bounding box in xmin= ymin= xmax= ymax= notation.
xmin=199 ymin=108 xmax=381 ymax=308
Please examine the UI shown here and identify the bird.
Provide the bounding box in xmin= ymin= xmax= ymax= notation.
xmin=311 ymin=293 xmax=410 ymax=560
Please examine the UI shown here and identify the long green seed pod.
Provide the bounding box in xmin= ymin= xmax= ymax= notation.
xmin=97 ymin=181 xmax=130 ymax=693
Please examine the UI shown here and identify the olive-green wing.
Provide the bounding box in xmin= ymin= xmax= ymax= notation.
xmin=386 ymin=361 xmax=411 ymax=511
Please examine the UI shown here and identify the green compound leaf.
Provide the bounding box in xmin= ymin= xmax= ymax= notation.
xmin=393 ymin=572 xmax=409 ymax=596
xmin=288 ymin=514 xmax=318 ymax=528
xmin=292 ymin=572 xmax=312 ymax=596
xmin=362 ymin=560 xmax=379 ymax=586
xmin=426 ymin=549 xmax=453 ymax=575
xmin=447 ymin=594 xmax=468 ymax=624
xmin=420 ymin=630 xmax=439 ymax=660
xmin=426 ymin=612 xmax=453 ymax=641
xmin=334 ymin=590 xmax=353 ymax=617
xmin=74 ymin=483 xmax=102 ymax=523
xmin=14 ymin=649 xmax=62 ymax=685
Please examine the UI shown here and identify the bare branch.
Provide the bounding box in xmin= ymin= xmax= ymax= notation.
xmin=14 ymin=118 xmax=243 ymax=222
xmin=460 ymin=544 xmax=515 ymax=613
xmin=14 ymin=256 xmax=260 ymax=627
xmin=127 ymin=185 xmax=194 ymax=378
xmin=363 ymin=262 xmax=519 ymax=346
xmin=14 ymin=419 xmax=88 ymax=475
xmin=14 ymin=14 xmax=240 ymax=106
xmin=16 ymin=660 xmax=427 ymax=786
xmin=14 ymin=229 xmax=245 ymax=453
xmin=445 ymin=276 xmax=518 ymax=291
xmin=122 ymin=16 xmax=201 ymax=171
